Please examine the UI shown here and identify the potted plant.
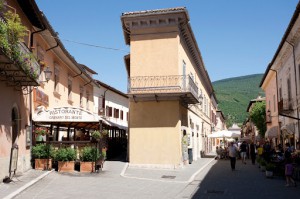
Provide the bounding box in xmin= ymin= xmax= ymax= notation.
xmin=32 ymin=144 xmax=54 ymax=170
xmin=96 ymin=147 xmax=107 ymax=172
xmin=55 ymin=147 xmax=76 ymax=172
xmin=80 ymin=146 xmax=100 ymax=172
xmin=35 ymin=127 xmax=48 ymax=142
xmin=91 ymin=130 xmax=101 ymax=141
xmin=265 ymin=162 xmax=276 ymax=178
xmin=260 ymin=159 xmax=267 ymax=172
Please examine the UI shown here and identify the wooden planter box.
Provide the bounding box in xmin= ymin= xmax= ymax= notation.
xmin=58 ymin=161 xmax=75 ymax=172
xmin=80 ymin=162 xmax=95 ymax=173
xmin=35 ymin=159 xmax=52 ymax=170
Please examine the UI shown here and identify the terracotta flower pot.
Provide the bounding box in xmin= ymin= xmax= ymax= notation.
xmin=58 ymin=161 xmax=75 ymax=172
xmin=80 ymin=162 xmax=95 ymax=172
xmin=35 ymin=159 xmax=52 ymax=170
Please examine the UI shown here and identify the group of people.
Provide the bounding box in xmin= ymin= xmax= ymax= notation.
xmin=216 ymin=141 xmax=297 ymax=187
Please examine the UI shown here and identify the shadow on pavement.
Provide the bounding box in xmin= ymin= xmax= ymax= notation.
xmin=191 ymin=159 xmax=299 ymax=199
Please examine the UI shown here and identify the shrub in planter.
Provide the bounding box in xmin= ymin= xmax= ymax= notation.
xmin=265 ymin=163 xmax=276 ymax=178
xmin=80 ymin=146 xmax=100 ymax=172
xmin=260 ymin=159 xmax=267 ymax=171
xmin=32 ymin=144 xmax=54 ymax=170
xmin=55 ymin=147 xmax=76 ymax=172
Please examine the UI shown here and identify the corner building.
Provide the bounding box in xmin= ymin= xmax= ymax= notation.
xmin=121 ymin=7 xmax=215 ymax=168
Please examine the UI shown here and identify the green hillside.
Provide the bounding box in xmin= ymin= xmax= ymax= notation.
xmin=212 ymin=74 xmax=264 ymax=126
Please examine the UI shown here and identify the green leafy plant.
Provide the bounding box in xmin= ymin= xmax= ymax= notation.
xmin=260 ymin=159 xmax=267 ymax=167
xmin=265 ymin=163 xmax=276 ymax=171
xmin=0 ymin=7 xmax=39 ymax=80
xmin=81 ymin=146 xmax=100 ymax=162
xmin=249 ymin=101 xmax=266 ymax=138
xmin=32 ymin=144 xmax=54 ymax=159
xmin=91 ymin=130 xmax=101 ymax=140
xmin=55 ymin=147 xmax=76 ymax=162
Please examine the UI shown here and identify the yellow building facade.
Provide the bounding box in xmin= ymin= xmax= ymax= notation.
xmin=121 ymin=7 xmax=214 ymax=168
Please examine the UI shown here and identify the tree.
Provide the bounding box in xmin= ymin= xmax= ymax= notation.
xmin=249 ymin=101 xmax=266 ymax=138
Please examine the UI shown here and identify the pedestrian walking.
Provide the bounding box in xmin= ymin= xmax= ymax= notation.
xmin=228 ymin=142 xmax=238 ymax=171
xmin=250 ymin=142 xmax=256 ymax=165
xmin=285 ymin=158 xmax=297 ymax=187
xmin=240 ymin=141 xmax=247 ymax=164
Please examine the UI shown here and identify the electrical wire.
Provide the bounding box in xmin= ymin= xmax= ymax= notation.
xmin=39 ymin=33 xmax=129 ymax=53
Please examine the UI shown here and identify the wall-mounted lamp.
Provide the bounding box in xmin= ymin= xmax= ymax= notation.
xmin=41 ymin=67 xmax=52 ymax=83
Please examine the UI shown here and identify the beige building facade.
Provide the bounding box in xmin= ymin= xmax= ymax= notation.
xmin=121 ymin=8 xmax=214 ymax=168
xmin=0 ymin=0 xmax=98 ymax=180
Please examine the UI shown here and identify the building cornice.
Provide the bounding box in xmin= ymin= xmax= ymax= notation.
xmin=121 ymin=7 xmax=214 ymax=97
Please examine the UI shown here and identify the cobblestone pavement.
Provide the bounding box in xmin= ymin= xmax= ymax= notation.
xmin=1 ymin=158 xmax=299 ymax=199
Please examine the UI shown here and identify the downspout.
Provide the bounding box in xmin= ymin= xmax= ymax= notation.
xmin=269 ymin=68 xmax=281 ymax=145
xmin=30 ymin=29 xmax=46 ymax=50
xmin=285 ymin=40 xmax=299 ymax=148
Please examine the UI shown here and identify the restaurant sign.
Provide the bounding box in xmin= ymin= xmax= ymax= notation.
xmin=33 ymin=107 xmax=98 ymax=122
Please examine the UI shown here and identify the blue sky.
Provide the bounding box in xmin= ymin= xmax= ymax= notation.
xmin=35 ymin=0 xmax=298 ymax=93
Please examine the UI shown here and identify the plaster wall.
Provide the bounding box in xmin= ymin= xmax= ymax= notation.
xmin=129 ymin=101 xmax=182 ymax=168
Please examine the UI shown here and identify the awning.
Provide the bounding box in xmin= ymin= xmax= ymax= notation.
xmin=281 ymin=124 xmax=295 ymax=135
xmin=33 ymin=106 xmax=100 ymax=129
xmin=265 ymin=126 xmax=279 ymax=139
xmin=208 ymin=130 xmax=240 ymax=138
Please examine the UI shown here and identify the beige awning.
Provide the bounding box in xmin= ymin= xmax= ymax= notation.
xmin=265 ymin=126 xmax=279 ymax=139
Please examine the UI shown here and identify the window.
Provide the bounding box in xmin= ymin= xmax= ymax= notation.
xmin=106 ymin=106 xmax=112 ymax=117
xmin=54 ymin=64 xmax=60 ymax=93
xmin=273 ymin=95 xmax=276 ymax=112
xmin=126 ymin=112 xmax=129 ymax=121
xmin=204 ymin=96 xmax=207 ymax=115
xmin=279 ymin=79 xmax=282 ymax=100
xmin=86 ymin=91 xmax=90 ymax=110
xmin=114 ymin=108 xmax=119 ymax=119
xmin=287 ymin=76 xmax=291 ymax=101
xmin=68 ymin=76 xmax=72 ymax=101
xmin=120 ymin=110 xmax=124 ymax=120
xmin=80 ymin=86 xmax=84 ymax=108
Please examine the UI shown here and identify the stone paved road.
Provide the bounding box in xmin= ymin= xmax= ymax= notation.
xmin=7 ymin=158 xmax=300 ymax=199
xmin=182 ymin=159 xmax=300 ymax=199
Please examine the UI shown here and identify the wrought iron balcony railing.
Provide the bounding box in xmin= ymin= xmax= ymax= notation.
xmin=0 ymin=42 xmax=40 ymax=86
xmin=128 ymin=75 xmax=199 ymax=103
xmin=0 ymin=13 xmax=40 ymax=87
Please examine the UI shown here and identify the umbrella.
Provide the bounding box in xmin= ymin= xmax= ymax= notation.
xmin=208 ymin=130 xmax=239 ymax=138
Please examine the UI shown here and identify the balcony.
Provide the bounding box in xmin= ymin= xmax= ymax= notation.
xmin=0 ymin=42 xmax=40 ymax=87
xmin=278 ymin=99 xmax=294 ymax=114
xmin=128 ymin=75 xmax=199 ymax=104
xmin=0 ymin=14 xmax=40 ymax=87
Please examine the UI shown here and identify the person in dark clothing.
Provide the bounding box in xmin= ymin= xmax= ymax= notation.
xmin=250 ymin=142 xmax=256 ymax=165
xmin=240 ymin=141 xmax=247 ymax=164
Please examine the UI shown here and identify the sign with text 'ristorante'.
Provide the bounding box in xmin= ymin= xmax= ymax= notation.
xmin=33 ymin=107 xmax=98 ymax=122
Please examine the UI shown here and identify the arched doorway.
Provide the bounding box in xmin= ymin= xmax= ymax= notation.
xmin=11 ymin=107 xmax=19 ymax=146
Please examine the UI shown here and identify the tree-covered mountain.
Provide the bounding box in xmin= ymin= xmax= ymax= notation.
xmin=212 ymin=74 xmax=264 ymax=127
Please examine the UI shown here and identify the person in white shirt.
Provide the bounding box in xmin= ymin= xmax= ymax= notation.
xmin=228 ymin=142 xmax=238 ymax=171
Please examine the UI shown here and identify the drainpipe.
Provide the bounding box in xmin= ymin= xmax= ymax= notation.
xmin=285 ymin=40 xmax=300 ymax=148
xmin=269 ymin=68 xmax=282 ymax=145
xmin=30 ymin=29 xmax=46 ymax=50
